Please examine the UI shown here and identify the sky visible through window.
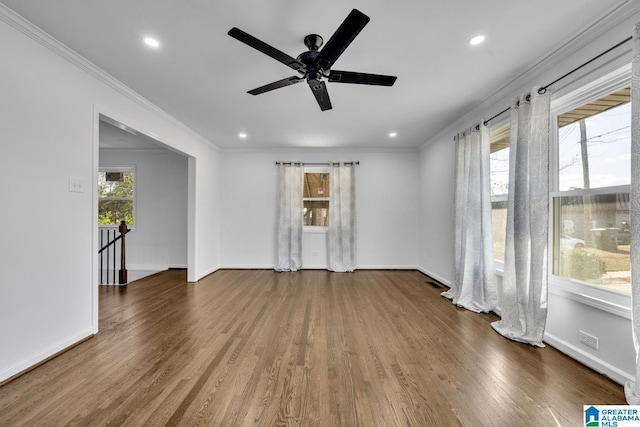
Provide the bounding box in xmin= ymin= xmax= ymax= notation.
xmin=489 ymin=101 xmax=630 ymax=195
xmin=558 ymin=102 xmax=630 ymax=190
xmin=490 ymin=147 xmax=509 ymax=196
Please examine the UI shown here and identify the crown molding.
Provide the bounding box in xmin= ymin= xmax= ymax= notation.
xmin=419 ymin=0 xmax=640 ymax=151
xmin=220 ymin=146 xmax=419 ymax=155
xmin=99 ymin=147 xmax=176 ymax=154
xmin=0 ymin=3 xmax=220 ymax=152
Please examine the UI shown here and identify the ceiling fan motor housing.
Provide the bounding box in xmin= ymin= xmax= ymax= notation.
xmin=297 ymin=49 xmax=324 ymax=88
xmin=297 ymin=50 xmax=321 ymax=68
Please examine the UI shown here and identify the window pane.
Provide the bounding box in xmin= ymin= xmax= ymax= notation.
xmin=553 ymin=193 xmax=630 ymax=294
xmin=99 ymin=171 xmax=134 ymax=197
xmin=558 ymin=98 xmax=630 ymax=191
xmin=491 ymin=200 xmax=507 ymax=261
xmin=490 ymin=126 xmax=510 ymax=262
xmin=490 ymin=146 xmax=509 ymax=197
xmin=99 ymin=199 xmax=134 ymax=226
xmin=303 ymin=201 xmax=329 ymax=226
xmin=303 ymin=173 xmax=330 ymax=198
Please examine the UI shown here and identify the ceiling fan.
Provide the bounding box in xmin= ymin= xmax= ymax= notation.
xmin=228 ymin=9 xmax=397 ymax=111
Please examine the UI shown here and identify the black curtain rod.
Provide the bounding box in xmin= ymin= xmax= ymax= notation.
xmin=482 ymin=36 xmax=632 ymax=127
xmin=275 ymin=161 xmax=360 ymax=166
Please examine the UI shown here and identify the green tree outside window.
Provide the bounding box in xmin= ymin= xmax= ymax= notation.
xmin=98 ymin=170 xmax=134 ymax=226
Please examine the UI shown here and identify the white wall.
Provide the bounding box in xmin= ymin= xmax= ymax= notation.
xmin=0 ymin=7 xmax=221 ymax=383
xmin=545 ymin=283 xmax=634 ymax=384
xmin=417 ymin=5 xmax=640 ymax=384
xmin=220 ymin=149 xmax=420 ymax=269
xmin=99 ymin=146 xmax=188 ymax=273
xmin=417 ymin=140 xmax=455 ymax=284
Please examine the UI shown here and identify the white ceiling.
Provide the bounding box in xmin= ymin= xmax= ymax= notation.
xmin=99 ymin=118 xmax=171 ymax=151
xmin=0 ymin=0 xmax=628 ymax=149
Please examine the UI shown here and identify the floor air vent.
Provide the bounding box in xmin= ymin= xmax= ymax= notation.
xmin=426 ymin=280 xmax=445 ymax=290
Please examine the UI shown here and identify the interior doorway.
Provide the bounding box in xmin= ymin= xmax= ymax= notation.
xmin=97 ymin=115 xmax=192 ymax=284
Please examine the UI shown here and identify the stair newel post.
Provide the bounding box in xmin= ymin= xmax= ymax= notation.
xmin=118 ymin=220 xmax=128 ymax=285
xmin=100 ymin=230 xmax=104 ymax=284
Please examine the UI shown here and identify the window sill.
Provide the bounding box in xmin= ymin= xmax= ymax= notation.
xmin=303 ymin=227 xmax=328 ymax=234
xmin=548 ymin=276 xmax=631 ymax=319
xmin=493 ymin=259 xmax=630 ymax=319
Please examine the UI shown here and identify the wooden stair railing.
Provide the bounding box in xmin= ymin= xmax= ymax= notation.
xmin=98 ymin=221 xmax=131 ymax=285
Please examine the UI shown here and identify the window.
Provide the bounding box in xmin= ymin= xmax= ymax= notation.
xmin=98 ymin=168 xmax=135 ymax=226
xmin=552 ymin=86 xmax=630 ymax=294
xmin=490 ymin=123 xmax=510 ymax=262
xmin=303 ymin=169 xmax=329 ymax=227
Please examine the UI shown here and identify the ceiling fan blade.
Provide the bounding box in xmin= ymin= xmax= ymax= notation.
xmin=309 ymin=81 xmax=332 ymax=111
xmin=228 ymin=27 xmax=305 ymax=72
xmin=314 ymin=9 xmax=370 ymax=70
xmin=328 ymin=70 xmax=397 ymax=86
xmin=248 ymin=76 xmax=304 ymax=95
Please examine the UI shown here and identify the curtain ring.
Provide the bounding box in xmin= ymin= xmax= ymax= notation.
xmin=538 ymin=87 xmax=547 ymax=94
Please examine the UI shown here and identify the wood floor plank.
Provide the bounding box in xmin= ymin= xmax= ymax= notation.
xmin=0 ymin=269 xmax=626 ymax=426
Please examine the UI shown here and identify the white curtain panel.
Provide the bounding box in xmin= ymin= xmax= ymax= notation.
xmin=328 ymin=163 xmax=357 ymax=272
xmin=625 ymin=22 xmax=640 ymax=404
xmin=491 ymin=87 xmax=551 ymax=347
xmin=275 ymin=163 xmax=303 ymax=272
xmin=442 ymin=124 xmax=498 ymax=312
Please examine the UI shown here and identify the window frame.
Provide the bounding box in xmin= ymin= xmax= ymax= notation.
xmin=302 ymin=166 xmax=330 ymax=231
xmin=548 ymin=63 xmax=632 ymax=313
xmin=98 ymin=166 xmax=136 ymax=230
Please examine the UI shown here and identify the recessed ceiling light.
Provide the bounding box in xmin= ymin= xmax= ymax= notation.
xmin=468 ymin=35 xmax=486 ymax=46
xmin=389 ymin=132 xmax=397 ymax=138
xmin=144 ymin=37 xmax=160 ymax=48
xmin=238 ymin=132 xmax=248 ymax=139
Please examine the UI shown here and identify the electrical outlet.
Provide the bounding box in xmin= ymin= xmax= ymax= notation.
xmin=69 ymin=176 xmax=85 ymax=193
xmin=579 ymin=330 xmax=599 ymax=350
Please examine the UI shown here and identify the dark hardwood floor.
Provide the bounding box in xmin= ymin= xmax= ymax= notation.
xmin=0 ymin=269 xmax=625 ymax=426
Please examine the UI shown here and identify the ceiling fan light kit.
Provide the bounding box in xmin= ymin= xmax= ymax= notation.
xmin=228 ymin=9 xmax=397 ymax=111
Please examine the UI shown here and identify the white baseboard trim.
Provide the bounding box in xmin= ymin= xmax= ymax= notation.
xmin=357 ymin=265 xmax=418 ymax=270
xmin=100 ymin=267 xmax=172 ymax=285
xmin=218 ymin=264 xmax=425 ymax=271
xmin=195 ymin=265 xmax=221 ymax=281
xmin=544 ymin=331 xmax=633 ymax=385
xmin=0 ymin=327 xmax=94 ymax=384
xmin=219 ymin=264 xmax=275 ymax=270
xmin=127 ymin=263 xmax=187 ymax=271
xmin=127 ymin=270 xmax=165 ymax=283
